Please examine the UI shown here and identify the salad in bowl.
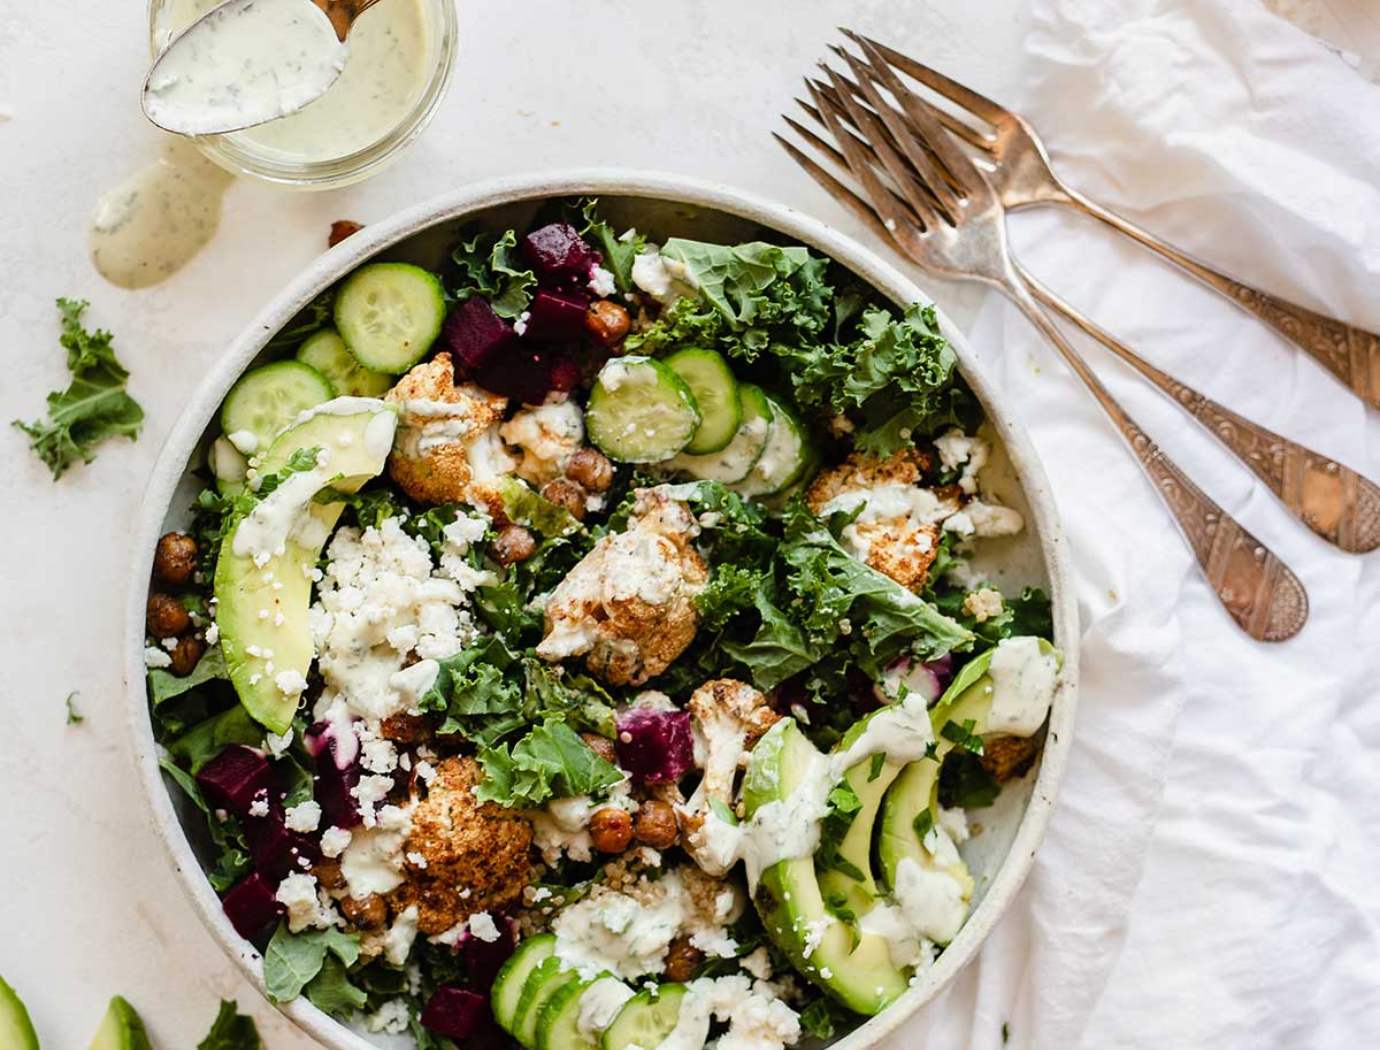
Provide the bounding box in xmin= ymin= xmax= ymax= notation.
xmin=142 ymin=195 xmax=1064 ymax=1050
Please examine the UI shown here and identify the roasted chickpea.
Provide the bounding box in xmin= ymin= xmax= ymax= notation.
xmin=379 ymin=712 xmax=435 ymax=744
xmin=540 ymin=477 xmax=588 ymax=521
xmin=663 ymin=937 xmax=704 ymax=983
xmin=340 ymin=893 xmax=388 ymax=930
xmin=634 ymin=799 xmax=679 ymax=850
xmin=146 ymin=593 xmax=191 ymax=638
xmin=153 ymin=532 xmax=199 ymax=585
xmin=589 ymin=806 xmax=633 ymax=854
xmin=312 ymin=859 xmax=346 ymax=891
xmin=580 ymin=732 xmax=618 ymax=765
xmin=328 ymin=219 xmax=364 ymax=247
xmin=168 ymin=635 xmax=207 ymax=677
xmin=491 ymin=524 xmax=537 ymax=565
xmin=564 ymin=447 xmax=613 ymax=493
xmin=584 ymin=300 xmax=631 ymax=347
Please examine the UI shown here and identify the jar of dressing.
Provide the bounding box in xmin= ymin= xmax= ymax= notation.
xmin=146 ymin=0 xmax=457 ymax=188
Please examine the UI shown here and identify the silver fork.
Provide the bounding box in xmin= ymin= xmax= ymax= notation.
xmin=777 ymin=58 xmax=1309 ymax=641
xmin=843 ymin=30 xmax=1380 ymax=411
xmin=802 ymin=62 xmax=1380 ymax=556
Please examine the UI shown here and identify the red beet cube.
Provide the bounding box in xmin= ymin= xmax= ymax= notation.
xmin=420 ymin=986 xmax=491 ymax=1040
xmin=222 ymin=872 xmax=284 ymax=940
xmin=473 ymin=347 xmax=555 ymax=406
xmin=615 ymin=708 xmax=694 ymax=784
xmin=247 ymin=810 xmax=321 ymax=879
xmin=524 ymin=290 xmax=590 ymax=343
xmin=196 ymin=745 xmax=274 ymax=818
xmin=547 ymin=353 xmax=581 ymax=394
xmin=445 ymin=296 xmax=518 ymax=373
xmin=520 ymin=223 xmax=598 ymax=283
xmin=464 ymin=916 xmax=517 ymax=991
xmin=314 ymin=761 xmax=362 ymax=830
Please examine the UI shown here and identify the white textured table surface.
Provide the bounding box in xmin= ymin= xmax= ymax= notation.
xmin=2 ymin=1 xmax=1378 ymax=1048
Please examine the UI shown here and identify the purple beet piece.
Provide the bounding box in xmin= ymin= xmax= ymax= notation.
xmin=196 ymin=745 xmax=274 ymax=818
xmin=305 ymin=718 xmax=359 ymax=771
xmin=547 ymin=353 xmax=581 ymax=395
xmin=615 ymin=708 xmax=694 ymax=784
xmin=247 ymin=810 xmax=321 ymax=880
xmin=520 ymin=222 xmax=599 ymax=283
xmin=464 ymin=916 xmax=518 ymax=991
xmin=420 ymin=986 xmax=491 ymax=1040
xmin=444 ymin=296 xmax=519 ymax=372
xmin=222 ymin=872 xmax=285 ymax=940
xmin=524 ymin=289 xmax=590 ymax=343
xmin=473 ymin=347 xmax=555 ymax=406
xmin=925 ymin=653 xmax=955 ymax=689
xmin=314 ymin=760 xmax=362 ymax=830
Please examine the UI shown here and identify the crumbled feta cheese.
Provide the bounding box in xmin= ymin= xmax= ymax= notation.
xmin=406 ymin=850 xmax=428 ymax=870
xmin=361 ymin=735 xmax=399 ymax=775
xmin=204 ymin=622 xmax=220 ymax=646
xmin=275 ymin=873 xmax=340 ymax=932
xmin=144 ymin=646 xmax=172 ymax=669
xmin=364 ymin=998 xmax=411 ymax=1035
xmin=274 ymin=669 xmax=307 ymax=698
xmin=512 ymin=310 xmax=531 ymax=337
xmin=468 ymin=911 xmax=501 ymax=943
xmin=285 ymin=800 xmax=323 ymax=833
xmin=247 ymin=791 xmax=270 ymax=819
xmin=382 ymin=905 xmax=420 ymax=965
xmin=264 ymin=728 xmax=293 ymax=757
xmin=351 ymin=774 xmax=395 ymax=826
xmin=161 ymin=636 xmax=180 ymax=651
xmin=588 ymin=264 xmax=617 ymax=297
xmin=963 ymin=587 xmax=1005 ymax=623
xmin=320 ymin=826 xmax=353 ymax=858
xmin=414 ymin=760 xmax=437 ymax=785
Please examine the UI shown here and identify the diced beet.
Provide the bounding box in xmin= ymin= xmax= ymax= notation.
xmin=444 ymin=296 xmax=519 ymax=373
xmin=196 ymin=745 xmax=274 ymax=818
xmin=615 ymin=708 xmax=694 ymax=784
xmin=315 ymin=760 xmax=362 ymax=829
xmin=464 ymin=916 xmax=518 ymax=991
xmin=222 ymin=872 xmax=284 ymax=940
xmin=473 ymin=347 xmax=555 ymax=406
xmin=872 ymin=656 xmax=951 ymax=707
xmin=305 ymin=718 xmax=359 ymax=771
xmin=926 ymin=654 xmax=955 ymax=689
xmin=247 ymin=810 xmax=321 ymax=879
xmin=420 ymin=986 xmax=491 ymax=1040
xmin=547 ymin=353 xmax=581 ymax=394
xmin=520 ymin=223 xmax=598 ymax=284
xmin=524 ymin=290 xmax=590 ymax=343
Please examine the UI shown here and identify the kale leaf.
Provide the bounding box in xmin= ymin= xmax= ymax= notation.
xmin=450 ymin=228 xmax=537 ymax=319
xmin=474 ymin=719 xmax=623 ymax=808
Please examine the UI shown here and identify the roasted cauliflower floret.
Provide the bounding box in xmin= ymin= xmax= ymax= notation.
xmin=499 ymin=400 xmax=585 ymax=486
xmin=537 ymin=487 xmax=708 ymax=686
xmin=807 ymin=448 xmax=954 ymax=592
xmin=384 ymin=353 xmax=516 ymax=506
xmin=386 ymin=757 xmax=532 ymax=935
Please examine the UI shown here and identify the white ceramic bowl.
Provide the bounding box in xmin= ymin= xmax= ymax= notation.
xmin=124 ymin=171 xmax=1079 ymax=1050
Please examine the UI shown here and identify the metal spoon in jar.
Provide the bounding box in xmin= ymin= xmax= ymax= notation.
xmin=141 ymin=0 xmax=384 ymax=136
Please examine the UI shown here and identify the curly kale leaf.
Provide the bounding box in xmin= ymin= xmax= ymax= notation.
xmin=450 ymin=228 xmax=537 ymax=319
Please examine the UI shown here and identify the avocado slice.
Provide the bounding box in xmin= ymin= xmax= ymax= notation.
xmin=88 ymin=996 xmax=153 ymax=1050
xmin=214 ymin=402 xmax=397 ymax=734
xmin=0 ymin=976 xmax=39 ymax=1050
xmin=742 ymin=719 xmax=909 ymax=1015
xmin=875 ymin=638 xmax=1061 ymax=936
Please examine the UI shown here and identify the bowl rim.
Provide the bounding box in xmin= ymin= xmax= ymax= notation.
xmin=123 ymin=168 xmax=1080 ymax=1050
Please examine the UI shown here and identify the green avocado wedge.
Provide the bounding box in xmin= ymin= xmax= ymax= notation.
xmin=87 ymin=996 xmax=153 ymax=1050
xmin=0 ymin=976 xmax=39 ymax=1050
xmin=214 ymin=401 xmax=397 ymax=734
xmin=742 ymin=719 xmax=909 ymax=1015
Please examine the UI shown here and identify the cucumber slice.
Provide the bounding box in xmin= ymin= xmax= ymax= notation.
xmin=0 ymin=976 xmax=38 ymax=1050
xmin=539 ymin=976 xmax=631 ymax=1050
xmin=586 ymin=356 xmax=701 ymax=464
xmin=730 ymin=394 xmax=811 ymax=498
xmin=601 ymin=984 xmax=688 ymax=1050
xmin=664 ymin=348 xmax=741 ymax=454
xmin=516 ymin=957 xmax=577 ymax=1049
xmin=494 ymin=934 xmax=557 ymax=1033
xmin=669 ymin=382 xmax=771 ymax=483
xmin=334 ymin=262 xmax=446 ymax=374
xmin=218 ymin=360 xmax=333 ymax=455
xmin=296 ymin=328 xmax=393 ymax=397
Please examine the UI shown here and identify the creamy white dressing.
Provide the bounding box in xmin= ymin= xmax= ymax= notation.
xmin=893 ymin=856 xmax=967 ymax=945
xmin=231 ymin=453 xmax=334 ymax=565
xmin=986 ymin=636 xmax=1059 ymax=737
xmin=857 ymin=900 xmax=933 ymax=970
xmin=88 ymin=139 xmax=233 ymax=289
xmin=575 ymin=978 xmax=635 ymax=1040
xmin=145 ymin=0 xmax=347 ymax=136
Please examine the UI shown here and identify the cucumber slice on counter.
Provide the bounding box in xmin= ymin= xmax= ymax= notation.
xmin=669 ymin=381 xmax=772 ymax=483
xmin=586 ymin=355 xmax=701 ymax=463
xmin=334 ymin=262 xmax=446 ymax=373
xmin=730 ymin=394 xmax=811 ymax=498
xmin=515 ymin=957 xmax=577 ymax=1049
xmin=601 ymin=984 xmax=687 ymax=1050
xmin=663 ymin=347 xmax=741 ymax=454
xmin=494 ymin=934 xmax=557 ymax=1034
xmin=218 ymin=360 xmax=333 ymax=456
xmin=295 ymin=328 xmax=393 ymax=397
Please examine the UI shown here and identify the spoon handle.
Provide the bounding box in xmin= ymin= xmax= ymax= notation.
xmin=313 ymin=0 xmax=384 ymax=40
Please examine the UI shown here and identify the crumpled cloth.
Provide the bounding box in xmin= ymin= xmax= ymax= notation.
xmin=878 ymin=3 xmax=1380 ymax=1047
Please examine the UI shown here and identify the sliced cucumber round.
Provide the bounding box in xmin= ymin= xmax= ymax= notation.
xmin=219 ymin=360 xmax=333 ymax=455
xmin=493 ymin=934 xmax=556 ymax=1033
xmin=669 ymin=382 xmax=772 ymax=483
xmin=537 ymin=978 xmax=594 ymax=1050
xmin=601 ymin=984 xmax=687 ymax=1050
xmin=296 ymin=328 xmax=393 ymax=397
xmin=730 ymin=394 xmax=812 ymax=498
xmin=663 ymin=348 xmax=741 ymax=454
xmin=334 ymin=262 xmax=446 ymax=374
xmin=586 ymin=355 xmax=701 ymax=464
xmin=516 ymin=956 xmax=577 ymax=1049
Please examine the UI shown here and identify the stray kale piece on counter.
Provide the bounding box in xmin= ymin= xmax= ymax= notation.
xmin=65 ymin=691 xmax=83 ymax=725
xmin=13 ymin=298 xmax=144 ymax=479
xmin=198 ymin=999 xmax=262 ymax=1050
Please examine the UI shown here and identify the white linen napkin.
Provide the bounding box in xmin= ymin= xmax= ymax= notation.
xmin=878 ymin=2 xmax=1380 ymax=1047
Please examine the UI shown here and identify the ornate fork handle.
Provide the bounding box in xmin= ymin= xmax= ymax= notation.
xmin=1065 ymin=187 xmax=1380 ymax=409
xmin=1020 ymin=268 xmax=1380 ymax=554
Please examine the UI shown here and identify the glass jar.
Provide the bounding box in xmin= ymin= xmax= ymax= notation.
xmin=147 ymin=0 xmax=457 ymax=189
